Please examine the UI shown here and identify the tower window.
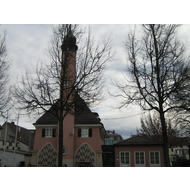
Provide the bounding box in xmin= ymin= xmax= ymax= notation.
xmin=64 ymin=77 xmax=68 ymax=86
xmin=63 ymin=146 xmax=67 ymax=155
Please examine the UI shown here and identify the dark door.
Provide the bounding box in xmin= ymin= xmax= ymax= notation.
xmin=102 ymin=145 xmax=115 ymax=167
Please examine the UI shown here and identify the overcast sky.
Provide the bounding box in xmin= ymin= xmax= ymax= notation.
xmin=0 ymin=24 xmax=190 ymax=139
xmin=1 ymin=1 xmax=190 ymax=186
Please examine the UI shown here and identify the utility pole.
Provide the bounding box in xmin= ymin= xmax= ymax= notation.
xmin=3 ymin=112 xmax=8 ymax=167
xmin=12 ymin=114 xmax=19 ymax=167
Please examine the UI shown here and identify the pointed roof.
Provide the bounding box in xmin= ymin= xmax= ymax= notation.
xmin=114 ymin=135 xmax=163 ymax=146
xmin=34 ymin=94 xmax=102 ymax=126
xmin=63 ymin=24 xmax=76 ymax=45
xmin=61 ymin=24 xmax=78 ymax=52
xmin=75 ymin=95 xmax=102 ymax=125
xmin=34 ymin=102 xmax=59 ymax=125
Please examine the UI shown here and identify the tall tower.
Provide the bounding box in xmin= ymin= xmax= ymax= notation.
xmin=59 ymin=25 xmax=78 ymax=166
xmin=61 ymin=25 xmax=78 ymax=90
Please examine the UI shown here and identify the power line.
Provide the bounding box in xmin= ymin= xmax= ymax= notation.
xmin=101 ymin=112 xmax=145 ymax=120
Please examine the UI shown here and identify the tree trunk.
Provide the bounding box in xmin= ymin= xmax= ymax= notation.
xmin=58 ymin=59 xmax=64 ymax=167
xmin=58 ymin=116 xmax=63 ymax=167
xmin=159 ymin=108 xmax=170 ymax=166
xmin=151 ymin=24 xmax=171 ymax=167
xmin=58 ymin=84 xmax=64 ymax=167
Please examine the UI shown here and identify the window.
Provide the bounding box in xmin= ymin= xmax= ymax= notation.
xmin=81 ymin=129 xmax=88 ymax=137
xmin=149 ymin=151 xmax=160 ymax=167
xmin=63 ymin=146 xmax=66 ymax=155
xmin=135 ymin=152 xmax=145 ymax=166
xmin=105 ymin=139 xmax=113 ymax=145
xmin=172 ymin=156 xmax=176 ymax=161
xmin=178 ymin=150 xmax=183 ymax=154
xmin=45 ymin=129 xmax=53 ymax=137
xmin=42 ymin=128 xmax=56 ymax=137
xmin=64 ymin=77 xmax=68 ymax=86
xmin=78 ymin=128 xmax=92 ymax=137
xmin=120 ymin=152 xmax=130 ymax=167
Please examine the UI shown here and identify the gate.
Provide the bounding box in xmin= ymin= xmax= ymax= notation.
xmin=102 ymin=145 xmax=115 ymax=167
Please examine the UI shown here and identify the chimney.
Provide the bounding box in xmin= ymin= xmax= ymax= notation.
xmin=113 ymin=130 xmax=115 ymax=134
xmin=17 ymin=127 xmax=21 ymax=138
xmin=93 ymin=112 xmax=101 ymax=121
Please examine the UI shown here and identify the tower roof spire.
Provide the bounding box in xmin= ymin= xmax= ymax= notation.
xmin=63 ymin=24 xmax=76 ymax=45
xmin=61 ymin=24 xmax=78 ymax=52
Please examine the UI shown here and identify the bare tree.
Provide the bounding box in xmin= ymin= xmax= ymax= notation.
xmin=171 ymin=68 xmax=190 ymax=136
xmin=137 ymin=112 xmax=179 ymax=147
xmin=0 ymin=31 xmax=11 ymax=117
xmin=113 ymin=24 xmax=190 ymax=166
xmin=12 ymin=24 xmax=113 ymax=166
xmin=171 ymin=110 xmax=190 ymax=137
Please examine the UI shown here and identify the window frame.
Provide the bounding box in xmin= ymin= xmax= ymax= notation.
xmin=78 ymin=128 xmax=92 ymax=138
xmin=42 ymin=128 xmax=56 ymax=138
xmin=120 ymin=151 xmax=130 ymax=167
xmin=134 ymin=151 xmax=145 ymax=167
xmin=105 ymin=139 xmax=113 ymax=145
xmin=149 ymin=151 xmax=160 ymax=167
xmin=81 ymin=128 xmax=89 ymax=137
xmin=45 ymin=128 xmax=53 ymax=137
xmin=63 ymin=146 xmax=67 ymax=156
xmin=64 ymin=77 xmax=68 ymax=86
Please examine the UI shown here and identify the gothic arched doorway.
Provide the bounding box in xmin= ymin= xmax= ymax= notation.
xmin=74 ymin=143 xmax=95 ymax=167
xmin=38 ymin=143 xmax=57 ymax=167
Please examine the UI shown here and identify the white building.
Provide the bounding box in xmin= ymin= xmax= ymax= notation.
xmin=169 ymin=137 xmax=190 ymax=166
xmin=0 ymin=122 xmax=35 ymax=167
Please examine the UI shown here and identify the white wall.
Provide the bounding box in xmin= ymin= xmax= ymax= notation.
xmin=19 ymin=142 xmax=29 ymax=151
xmin=0 ymin=150 xmax=25 ymax=167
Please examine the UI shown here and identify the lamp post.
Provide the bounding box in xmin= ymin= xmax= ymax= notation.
xmin=28 ymin=130 xmax=34 ymax=166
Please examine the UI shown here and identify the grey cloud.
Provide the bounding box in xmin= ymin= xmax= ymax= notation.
xmin=1 ymin=24 xmax=189 ymax=138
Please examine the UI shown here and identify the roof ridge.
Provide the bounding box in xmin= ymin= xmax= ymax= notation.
xmin=115 ymin=135 xmax=163 ymax=145
xmin=34 ymin=94 xmax=102 ymax=125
